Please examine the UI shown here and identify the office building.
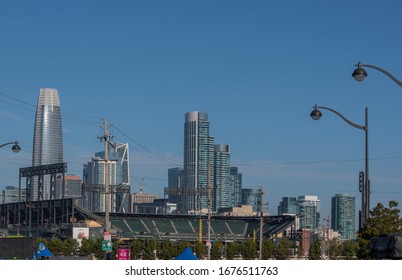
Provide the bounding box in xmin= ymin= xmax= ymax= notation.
xmin=166 ymin=167 xmax=184 ymax=210
xmin=230 ymin=167 xmax=242 ymax=207
xmin=31 ymin=88 xmax=64 ymax=201
xmin=214 ymin=144 xmax=231 ymax=211
xmin=131 ymin=191 xmax=158 ymax=214
xmin=95 ymin=142 xmax=130 ymax=212
xmin=182 ymin=112 xmax=215 ymax=213
xmin=0 ymin=186 xmax=26 ymax=204
xmin=241 ymin=188 xmax=261 ymax=212
xmin=331 ymin=193 xmax=356 ymax=240
xmin=278 ymin=197 xmax=297 ymax=215
xmin=56 ymin=175 xmax=82 ymax=204
xmin=83 ymin=157 xmax=117 ymax=213
xmin=297 ymin=195 xmax=320 ymax=231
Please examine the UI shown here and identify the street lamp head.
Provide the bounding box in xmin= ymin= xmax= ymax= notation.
xmin=12 ymin=142 xmax=21 ymax=153
xmin=310 ymin=106 xmax=322 ymax=121
xmin=352 ymin=65 xmax=367 ymax=82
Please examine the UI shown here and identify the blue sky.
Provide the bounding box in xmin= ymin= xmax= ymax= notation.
xmin=1 ymin=1 xmax=402 ymax=222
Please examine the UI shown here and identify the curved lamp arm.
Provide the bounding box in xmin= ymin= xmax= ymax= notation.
xmin=0 ymin=141 xmax=21 ymax=152
xmin=314 ymin=105 xmax=366 ymax=131
xmin=0 ymin=141 xmax=17 ymax=148
xmin=355 ymin=63 xmax=402 ymax=87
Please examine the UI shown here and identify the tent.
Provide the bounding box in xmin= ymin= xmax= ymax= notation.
xmin=174 ymin=247 xmax=199 ymax=260
xmin=35 ymin=243 xmax=54 ymax=259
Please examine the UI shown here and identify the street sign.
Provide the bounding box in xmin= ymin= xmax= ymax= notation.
xmin=103 ymin=231 xmax=111 ymax=241
xmin=118 ymin=248 xmax=130 ymax=260
xmin=102 ymin=240 xmax=112 ymax=251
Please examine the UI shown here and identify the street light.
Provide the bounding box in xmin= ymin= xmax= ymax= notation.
xmin=0 ymin=141 xmax=21 ymax=153
xmin=310 ymin=105 xmax=370 ymax=229
xmin=352 ymin=62 xmax=402 ymax=87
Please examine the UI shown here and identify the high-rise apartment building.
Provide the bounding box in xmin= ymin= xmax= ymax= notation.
xmin=31 ymin=88 xmax=64 ymax=201
xmin=182 ymin=112 xmax=215 ymax=213
xmin=167 ymin=167 xmax=184 ymax=210
xmin=214 ymin=144 xmax=231 ymax=211
xmin=83 ymin=157 xmax=117 ymax=213
xmin=297 ymin=195 xmax=320 ymax=231
xmin=278 ymin=197 xmax=297 ymax=215
xmin=83 ymin=142 xmax=130 ymax=213
xmin=230 ymin=167 xmax=242 ymax=207
xmin=95 ymin=142 xmax=130 ymax=212
xmin=241 ymin=188 xmax=261 ymax=212
xmin=331 ymin=193 xmax=356 ymax=240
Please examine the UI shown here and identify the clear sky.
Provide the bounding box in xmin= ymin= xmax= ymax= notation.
xmin=1 ymin=1 xmax=402 ymax=223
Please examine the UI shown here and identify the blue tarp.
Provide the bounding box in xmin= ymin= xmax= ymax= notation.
xmin=175 ymin=247 xmax=199 ymax=260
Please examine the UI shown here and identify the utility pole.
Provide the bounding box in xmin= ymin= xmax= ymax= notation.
xmin=103 ymin=119 xmax=111 ymax=233
xmin=207 ymin=163 xmax=211 ymax=260
xmin=98 ymin=120 xmax=113 ymax=232
xmin=259 ymin=186 xmax=264 ymax=260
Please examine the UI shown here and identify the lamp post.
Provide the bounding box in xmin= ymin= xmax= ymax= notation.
xmin=310 ymin=105 xmax=369 ymax=229
xmin=352 ymin=62 xmax=402 ymax=87
xmin=0 ymin=141 xmax=21 ymax=153
xmin=1 ymin=141 xmax=21 ymax=234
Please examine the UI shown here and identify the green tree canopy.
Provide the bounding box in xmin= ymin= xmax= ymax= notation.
xmin=275 ymin=238 xmax=292 ymax=260
xmin=261 ymin=239 xmax=275 ymax=259
xmin=360 ymin=201 xmax=402 ymax=240
xmin=309 ymin=240 xmax=321 ymax=260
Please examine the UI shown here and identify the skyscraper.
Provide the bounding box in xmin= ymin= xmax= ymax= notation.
xmin=167 ymin=167 xmax=184 ymax=209
xmin=183 ymin=112 xmax=214 ymax=213
xmin=297 ymin=195 xmax=320 ymax=231
xmin=83 ymin=142 xmax=130 ymax=213
xmin=278 ymin=197 xmax=297 ymax=215
xmin=214 ymin=144 xmax=231 ymax=211
xmin=96 ymin=142 xmax=130 ymax=212
xmin=331 ymin=193 xmax=356 ymax=240
xmin=230 ymin=167 xmax=242 ymax=207
xmin=241 ymin=188 xmax=261 ymax=212
xmin=83 ymin=157 xmax=117 ymax=212
xmin=32 ymin=88 xmax=64 ymax=201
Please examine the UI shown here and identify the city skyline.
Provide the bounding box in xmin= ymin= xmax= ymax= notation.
xmin=1 ymin=1 xmax=402 ymax=223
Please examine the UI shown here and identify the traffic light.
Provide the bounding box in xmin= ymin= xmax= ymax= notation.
xmin=359 ymin=171 xmax=365 ymax=192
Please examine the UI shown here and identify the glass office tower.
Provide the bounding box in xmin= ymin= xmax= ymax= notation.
xmin=183 ymin=112 xmax=214 ymax=214
xmin=31 ymin=88 xmax=63 ymax=201
xmin=214 ymin=144 xmax=231 ymax=211
xmin=331 ymin=193 xmax=356 ymax=240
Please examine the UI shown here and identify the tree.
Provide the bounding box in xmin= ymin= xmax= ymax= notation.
xmin=328 ymin=239 xmax=341 ymax=260
xmin=360 ymin=201 xmax=402 ymax=240
xmin=193 ymin=241 xmax=206 ymax=259
xmin=210 ymin=241 xmax=224 ymax=260
xmin=48 ymin=238 xmax=64 ymax=256
xmin=358 ymin=200 xmax=402 ymax=259
xmin=226 ymin=242 xmax=241 ymax=260
xmin=309 ymin=240 xmax=321 ymax=260
xmin=79 ymin=238 xmax=96 ymax=257
xmin=160 ymin=240 xmax=177 ymax=260
xmin=130 ymin=239 xmax=143 ymax=260
xmin=275 ymin=238 xmax=292 ymax=260
xmin=340 ymin=240 xmax=358 ymax=260
xmin=93 ymin=238 xmax=105 ymax=260
xmin=241 ymin=239 xmax=257 ymax=260
xmin=142 ymin=239 xmax=157 ymax=259
xmin=261 ymin=239 xmax=275 ymax=259
xmin=62 ymin=238 xmax=79 ymax=256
